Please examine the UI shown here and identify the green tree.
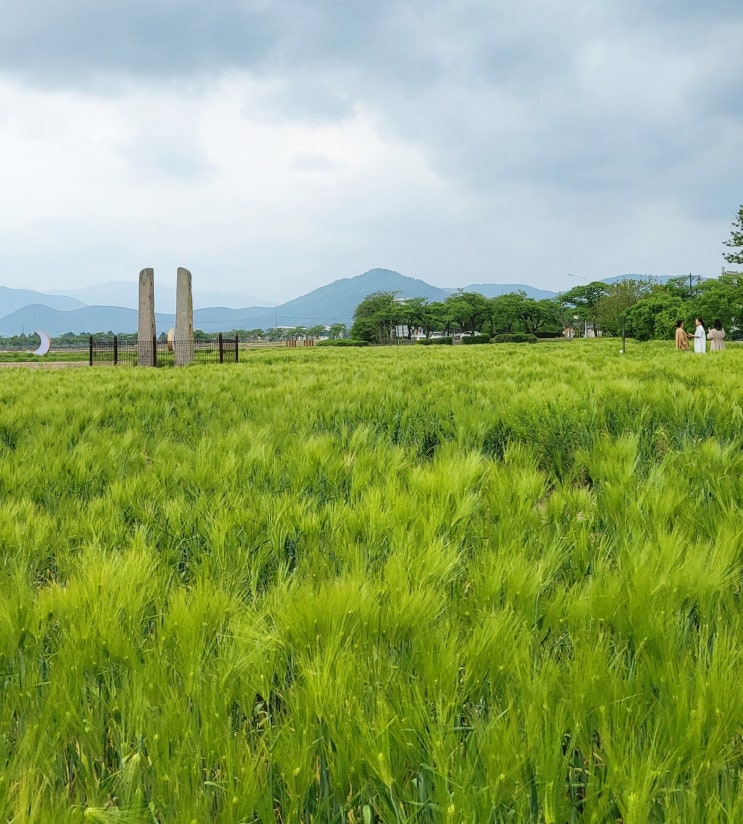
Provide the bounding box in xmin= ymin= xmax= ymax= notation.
xmin=350 ymin=292 xmax=403 ymax=344
xmin=423 ymin=301 xmax=448 ymax=336
xmin=518 ymin=297 xmax=562 ymax=334
xmin=488 ymin=292 xmax=562 ymax=336
xmin=664 ymin=276 xmax=701 ymax=300
xmin=654 ymin=304 xmax=688 ymax=342
xmin=692 ymin=274 xmax=743 ymax=331
xmin=560 ymin=282 xmax=608 ymax=333
xmin=327 ymin=323 xmax=347 ymax=339
xmin=444 ymin=291 xmax=491 ymax=334
xmin=398 ymin=296 xmax=430 ymax=339
xmin=723 ymin=204 xmax=743 ymax=265
xmin=594 ymin=278 xmax=655 ymax=336
xmin=625 ymin=294 xmax=685 ymax=341
xmin=490 ymin=293 xmax=525 ymax=334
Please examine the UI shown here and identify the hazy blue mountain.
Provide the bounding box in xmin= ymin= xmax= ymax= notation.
xmin=180 ymin=269 xmax=443 ymax=331
xmin=43 ymin=282 xmax=138 ymax=308
xmin=1 ymin=286 xmax=86 ymax=314
xmin=599 ymin=273 xmax=698 ymax=286
xmin=193 ymin=306 xmax=276 ymax=332
xmin=599 ymin=274 xmax=646 ymax=284
xmin=0 ymin=302 xmax=281 ymax=337
xmin=458 ymin=283 xmax=557 ymax=299
xmin=190 ymin=288 xmax=275 ymax=310
xmin=44 ymin=281 xmax=274 ymax=310
xmin=275 ymin=268 xmax=451 ymax=328
xmin=0 ymin=304 xmax=175 ymax=337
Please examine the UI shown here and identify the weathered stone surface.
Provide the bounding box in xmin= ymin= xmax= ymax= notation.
xmin=137 ymin=268 xmax=156 ymax=366
xmin=174 ymin=267 xmax=194 ymax=366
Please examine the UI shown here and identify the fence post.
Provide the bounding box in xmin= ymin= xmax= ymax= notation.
xmin=113 ymin=335 xmax=118 ymax=366
xmin=152 ymin=336 xmax=157 ymax=368
xmin=89 ymin=335 xmax=93 ymax=366
xmin=235 ymin=335 xmax=239 ymax=363
xmin=219 ymin=333 xmax=224 ymax=364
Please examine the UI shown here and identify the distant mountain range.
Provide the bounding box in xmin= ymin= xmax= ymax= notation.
xmin=1 ymin=287 xmax=87 ymax=315
xmin=0 ymin=269 xmax=660 ymax=337
xmin=43 ymin=282 xmax=274 ymax=311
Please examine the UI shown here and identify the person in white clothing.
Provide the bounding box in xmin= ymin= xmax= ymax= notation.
xmin=692 ymin=317 xmax=706 ymax=354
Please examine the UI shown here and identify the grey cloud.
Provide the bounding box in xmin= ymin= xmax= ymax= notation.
xmin=3 ymin=0 xmax=743 ymax=293
xmin=619 ymin=0 xmax=743 ymax=26
xmin=6 ymin=0 xmax=743 ymax=203
xmin=317 ymin=0 xmax=743 ymax=221
xmin=1 ymin=0 xmax=280 ymax=84
xmin=290 ymin=152 xmax=337 ymax=172
xmin=5 ymin=0 xmax=743 ymax=102
xmin=254 ymin=80 xmax=355 ymax=123
xmin=128 ymin=142 xmax=215 ymax=181
xmin=117 ymin=124 xmax=216 ymax=182
xmin=1 ymin=0 xmax=459 ymax=93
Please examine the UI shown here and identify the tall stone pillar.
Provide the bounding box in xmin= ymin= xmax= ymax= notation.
xmin=174 ymin=267 xmax=194 ymax=366
xmin=137 ymin=268 xmax=156 ymax=366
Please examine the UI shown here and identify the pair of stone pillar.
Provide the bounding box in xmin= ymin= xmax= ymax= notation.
xmin=138 ymin=267 xmax=194 ymax=366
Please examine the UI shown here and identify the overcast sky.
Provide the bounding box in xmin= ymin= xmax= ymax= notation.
xmin=1 ymin=0 xmax=742 ymax=303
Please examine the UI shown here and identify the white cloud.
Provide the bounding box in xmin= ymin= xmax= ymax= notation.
xmin=1 ymin=0 xmax=742 ymax=302
xmin=0 ymin=72 xmax=454 ymax=297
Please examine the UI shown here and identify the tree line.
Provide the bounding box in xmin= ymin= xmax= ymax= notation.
xmin=0 ymin=325 xmax=350 ymax=349
xmin=348 ymin=273 xmax=743 ymax=344
xmin=350 ymin=205 xmax=743 ymax=344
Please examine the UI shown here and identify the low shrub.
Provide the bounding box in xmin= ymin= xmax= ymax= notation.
xmin=316 ymin=339 xmax=370 ymax=347
xmin=491 ymin=333 xmax=539 ymax=344
xmin=461 ymin=334 xmax=491 ymax=345
xmin=418 ymin=337 xmax=453 ymax=345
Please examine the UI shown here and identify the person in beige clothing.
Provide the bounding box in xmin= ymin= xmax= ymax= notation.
xmin=707 ymin=318 xmax=726 ymax=351
xmin=675 ymin=319 xmax=690 ymax=350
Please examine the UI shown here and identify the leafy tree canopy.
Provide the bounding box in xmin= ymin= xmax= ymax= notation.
xmin=559 ymin=282 xmax=608 ymax=312
xmin=593 ymin=278 xmax=655 ymax=336
xmin=350 ymin=291 xmax=404 ymax=343
xmin=443 ymin=291 xmax=491 ymax=333
xmin=625 ymin=294 xmax=685 ymax=342
xmin=723 ymin=204 xmax=743 ymax=265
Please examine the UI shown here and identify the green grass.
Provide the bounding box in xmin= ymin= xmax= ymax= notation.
xmin=1 ymin=339 xmax=742 ymax=821
xmin=0 ymin=349 xmax=88 ymax=362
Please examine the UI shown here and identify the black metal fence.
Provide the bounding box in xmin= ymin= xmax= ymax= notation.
xmin=89 ymin=335 xmax=239 ymax=366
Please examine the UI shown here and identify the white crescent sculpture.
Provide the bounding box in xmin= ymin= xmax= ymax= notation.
xmin=31 ymin=330 xmax=52 ymax=356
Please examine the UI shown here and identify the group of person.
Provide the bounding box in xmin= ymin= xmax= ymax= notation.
xmin=675 ymin=318 xmax=726 ymax=353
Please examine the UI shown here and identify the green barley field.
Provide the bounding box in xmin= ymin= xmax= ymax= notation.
xmin=1 ymin=340 xmax=742 ymax=823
